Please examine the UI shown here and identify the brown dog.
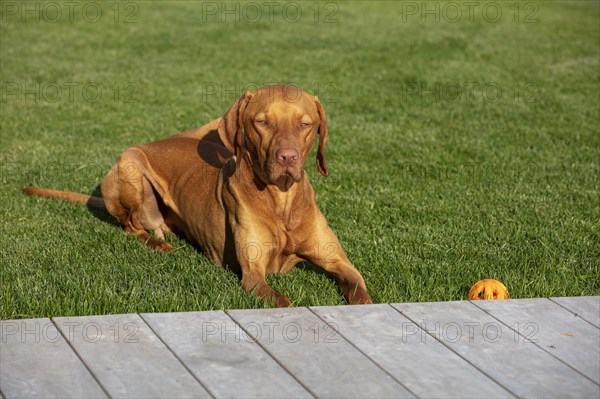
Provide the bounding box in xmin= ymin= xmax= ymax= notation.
xmin=24 ymin=85 xmax=372 ymax=307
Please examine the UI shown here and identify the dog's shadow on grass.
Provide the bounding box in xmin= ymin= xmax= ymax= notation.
xmin=86 ymin=185 xmax=120 ymax=227
xmin=296 ymin=262 xmax=328 ymax=277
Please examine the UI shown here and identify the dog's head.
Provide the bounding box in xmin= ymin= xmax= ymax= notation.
xmin=218 ymin=85 xmax=328 ymax=188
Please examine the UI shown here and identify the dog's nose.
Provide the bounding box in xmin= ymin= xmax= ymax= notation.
xmin=276 ymin=148 xmax=299 ymax=167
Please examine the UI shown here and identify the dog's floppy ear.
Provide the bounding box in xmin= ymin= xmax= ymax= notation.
xmin=314 ymin=96 xmax=328 ymax=176
xmin=218 ymin=92 xmax=254 ymax=156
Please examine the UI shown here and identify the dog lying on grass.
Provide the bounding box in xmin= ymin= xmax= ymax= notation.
xmin=24 ymin=85 xmax=372 ymax=307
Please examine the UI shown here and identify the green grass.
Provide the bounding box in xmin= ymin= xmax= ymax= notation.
xmin=1 ymin=1 xmax=598 ymax=318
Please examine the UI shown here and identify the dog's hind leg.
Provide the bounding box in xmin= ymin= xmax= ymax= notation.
xmin=133 ymin=177 xmax=174 ymax=251
xmin=101 ymin=149 xmax=174 ymax=251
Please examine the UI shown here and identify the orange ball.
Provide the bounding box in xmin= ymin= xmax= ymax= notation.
xmin=469 ymin=279 xmax=510 ymax=300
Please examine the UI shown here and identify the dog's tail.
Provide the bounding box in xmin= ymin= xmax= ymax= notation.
xmin=22 ymin=187 xmax=105 ymax=209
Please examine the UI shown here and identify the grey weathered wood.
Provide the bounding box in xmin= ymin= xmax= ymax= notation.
xmin=310 ymin=304 xmax=514 ymax=398
xmin=0 ymin=318 xmax=106 ymax=399
xmin=53 ymin=314 xmax=209 ymax=398
xmin=227 ymin=307 xmax=413 ymax=399
xmin=551 ymin=296 xmax=600 ymax=328
xmin=473 ymin=298 xmax=600 ymax=384
xmin=3 ymin=298 xmax=599 ymax=397
xmin=393 ymin=301 xmax=600 ymax=399
xmin=141 ymin=311 xmax=311 ymax=398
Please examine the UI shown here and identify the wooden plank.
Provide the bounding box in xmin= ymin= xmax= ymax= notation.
xmin=473 ymin=298 xmax=600 ymax=384
xmin=53 ymin=314 xmax=209 ymax=398
xmin=227 ymin=307 xmax=413 ymax=399
xmin=1 ymin=318 xmax=106 ymax=399
xmin=141 ymin=311 xmax=311 ymax=398
xmin=393 ymin=301 xmax=600 ymax=399
xmin=310 ymin=304 xmax=514 ymax=398
xmin=551 ymin=296 xmax=600 ymax=328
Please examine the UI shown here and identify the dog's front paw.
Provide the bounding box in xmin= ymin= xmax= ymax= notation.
xmin=153 ymin=240 xmax=174 ymax=252
xmin=274 ymin=294 xmax=292 ymax=308
xmin=141 ymin=235 xmax=174 ymax=252
xmin=348 ymin=288 xmax=373 ymax=305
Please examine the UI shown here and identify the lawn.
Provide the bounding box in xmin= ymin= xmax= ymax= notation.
xmin=1 ymin=1 xmax=598 ymax=318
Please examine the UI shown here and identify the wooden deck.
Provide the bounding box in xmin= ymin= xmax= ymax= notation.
xmin=1 ymin=297 xmax=599 ymax=398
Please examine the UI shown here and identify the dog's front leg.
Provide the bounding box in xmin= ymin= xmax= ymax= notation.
xmin=240 ymin=269 xmax=292 ymax=308
xmin=298 ymin=214 xmax=373 ymax=305
xmin=234 ymin=232 xmax=292 ymax=307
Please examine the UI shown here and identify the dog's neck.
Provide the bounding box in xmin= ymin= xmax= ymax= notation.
xmin=273 ymin=175 xmax=296 ymax=192
xmin=224 ymin=156 xmax=309 ymax=227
